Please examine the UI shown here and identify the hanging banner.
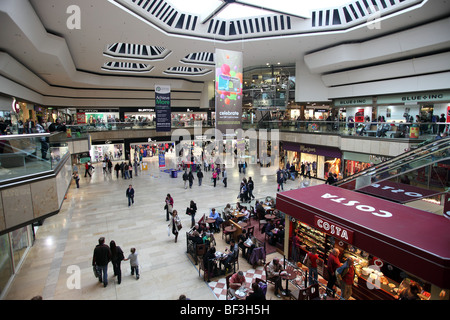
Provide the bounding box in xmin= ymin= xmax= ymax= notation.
xmin=215 ymin=49 xmax=243 ymax=137
xmin=159 ymin=152 xmax=166 ymax=168
xmin=155 ymin=85 xmax=171 ymax=132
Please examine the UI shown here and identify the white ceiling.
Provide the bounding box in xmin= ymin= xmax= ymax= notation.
xmin=0 ymin=0 xmax=449 ymax=108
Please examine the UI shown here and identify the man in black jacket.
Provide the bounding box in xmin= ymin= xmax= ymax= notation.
xmin=92 ymin=237 xmax=111 ymax=287
xmin=126 ymin=185 xmax=135 ymax=207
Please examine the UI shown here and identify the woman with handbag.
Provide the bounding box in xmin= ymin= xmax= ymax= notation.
xmin=165 ymin=194 xmax=174 ymax=221
xmin=186 ymin=200 xmax=197 ymax=227
xmin=168 ymin=210 xmax=182 ymax=243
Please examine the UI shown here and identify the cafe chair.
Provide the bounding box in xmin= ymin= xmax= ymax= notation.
xmin=259 ymin=218 xmax=267 ymax=232
xmin=245 ymin=226 xmax=255 ymax=237
xmin=248 ymin=206 xmax=257 ymax=224
xmin=221 ymin=220 xmax=232 ymax=243
xmin=198 ymin=257 xmax=209 ymax=281
xmin=230 ymin=253 xmax=239 ymax=273
xmin=225 ymin=274 xmax=234 ymax=300
xmin=307 ymin=283 xmax=320 ymax=300
xmin=196 ymin=243 xmax=207 ymax=262
xmin=264 ymin=262 xmax=276 ymax=286
xmin=289 ymin=283 xmax=320 ymax=301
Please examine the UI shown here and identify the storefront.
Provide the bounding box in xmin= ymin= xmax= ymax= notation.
xmin=283 ymin=142 xmax=342 ymax=180
xmin=90 ymin=140 xmax=124 ymax=162
xmin=277 ymin=184 xmax=450 ymax=300
xmin=129 ymin=140 xmax=175 ymax=161
xmin=120 ymin=107 xmax=155 ymax=123
xmin=377 ymin=90 xmax=450 ymax=135
xmin=76 ymin=108 xmax=120 ymax=124
xmin=343 ymin=152 xmax=391 ymax=178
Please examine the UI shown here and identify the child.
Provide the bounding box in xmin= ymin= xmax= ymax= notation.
xmin=73 ymin=172 xmax=80 ymax=188
xmin=123 ymin=248 xmax=140 ymax=280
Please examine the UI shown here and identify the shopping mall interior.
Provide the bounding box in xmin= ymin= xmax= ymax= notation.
xmin=0 ymin=0 xmax=449 ymax=306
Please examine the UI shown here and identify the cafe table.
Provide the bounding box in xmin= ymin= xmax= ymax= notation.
xmin=264 ymin=214 xmax=275 ymax=220
xmin=280 ymin=265 xmax=297 ymax=295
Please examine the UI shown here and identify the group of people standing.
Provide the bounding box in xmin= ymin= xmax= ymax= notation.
xmin=114 ymin=160 xmax=140 ymax=179
xmin=238 ymin=177 xmax=255 ymax=202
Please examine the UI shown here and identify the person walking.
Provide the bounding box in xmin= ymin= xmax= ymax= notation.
xmin=277 ymin=169 xmax=284 ymax=192
xmin=186 ymin=200 xmax=197 ymax=227
xmin=247 ymin=177 xmax=255 ymax=199
xmin=212 ymin=169 xmax=218 ymax=187
xmin=165 ymin=194 xmax=173 ymax=221
xmin=114 ymin=163 xmax=120 ymax=179
xmin=92 ymin=237 xmax=111 ymax=287
xmin=73 ymin=172 xmax=80 ymax=188
xmin=306 ymin=162 xmax=311 ymax=179
xmin=35 ymin=116 xmax=49 ymax=160
xmin=168 ymin=210 xmax=182 ymax=243
xmin=84 ymin=162 xmax=91 ymax=177
xmin=188 ymin=170 xmax=194 ymax=189
xmin=110 ymin=240 xmax=124 ymax=285
xmin=123 ymin=248 xmax=140 ymax=280
xmin=222 ymin=167 xmax=227 ymax=188
xmin=197 ymin=169 xmax=203 ymax=186
xmin=183 ymin=170 xmax=188 ymax=189
xmin=126 ymin=184 xmax=135 ymax=207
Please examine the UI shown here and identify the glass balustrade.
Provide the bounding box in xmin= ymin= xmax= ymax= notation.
xmin=0 ymin=132 xmax=69 ymax=182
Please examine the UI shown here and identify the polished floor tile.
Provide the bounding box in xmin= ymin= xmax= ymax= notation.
xmin=4 ymin=153 xmax=323 ymax=300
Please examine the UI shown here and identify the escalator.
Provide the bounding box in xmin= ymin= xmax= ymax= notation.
xmin=335 ymin=137 xmax=450 ymax=203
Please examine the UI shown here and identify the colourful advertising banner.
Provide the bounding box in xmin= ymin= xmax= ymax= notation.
xmin=155 ymin=85 xmax=171 ymax=132
xmin=159 ymin=152 xmax=166 ymax=168
xmin=215 ymin=49 xmax=243 ymax=137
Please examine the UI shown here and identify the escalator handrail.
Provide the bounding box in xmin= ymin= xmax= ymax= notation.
xmin=334 ymin=137 xmax=450 ymax=187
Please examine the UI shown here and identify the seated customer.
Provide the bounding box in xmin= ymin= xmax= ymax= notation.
xmin=228 ymin=271 xmax=246 ymax=298
xmin=223 ymin=203 xmax=232 ymax=220
xmin=188 ymin=230 xmax=203 ymax=245
xmin=238 ymin=229 xmax=250 ymax=258
xmin=203 ymin=246 xmax=217 ymax=282
xmin=221 ymin=239 xmax=238 ymax=272
xmin=240 ymin=208 xmax=250 ymax=222
xmin=246 ymin=281 xmax=266 ymax=300
xmin=266 ymin=257 xmax=286 ymax=298
xmin=272 ymin=225 xmax=284 ymax=245
xmin=209 ymin=208 xmax=223 ymax=232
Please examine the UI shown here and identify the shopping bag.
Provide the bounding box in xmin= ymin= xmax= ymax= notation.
xmin=93 ymin=265 xmax=99 ymax=278
xmin=167 ymin=226 xmax=171 ymax=237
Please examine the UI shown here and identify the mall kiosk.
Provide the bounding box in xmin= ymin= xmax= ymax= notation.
xmin=276 ymin=184 xmax=450 ymax=300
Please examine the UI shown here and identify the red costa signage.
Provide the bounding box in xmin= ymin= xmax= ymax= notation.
xmin=314 ymin=216 xmax=354 ymax=244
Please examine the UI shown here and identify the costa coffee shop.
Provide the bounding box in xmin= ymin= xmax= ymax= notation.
xmin=277 ymin=184 xmax=450 ymax=300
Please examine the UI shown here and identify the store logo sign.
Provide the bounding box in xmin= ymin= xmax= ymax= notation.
xmin=321 ymin=193 xmax=393 ymax=218
xmin=314 ymin=216 xmax=354 ymax=244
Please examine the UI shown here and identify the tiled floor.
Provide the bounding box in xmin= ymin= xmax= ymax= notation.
xmin=3 ymin=152 xmax=323 ymax=300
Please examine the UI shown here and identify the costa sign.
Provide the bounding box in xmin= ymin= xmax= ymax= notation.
xmin=321 ymin=193 xmax=393 ymax=218
xmin=314 ymin=216 xmax=354 ymax=244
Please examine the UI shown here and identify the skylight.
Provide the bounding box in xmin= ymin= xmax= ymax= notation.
xmin=167 ymin=0 xmax=352 ymax=20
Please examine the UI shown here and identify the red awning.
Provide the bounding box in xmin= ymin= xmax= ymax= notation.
xmin=276 ymin=184 xmax=450 ymax=289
